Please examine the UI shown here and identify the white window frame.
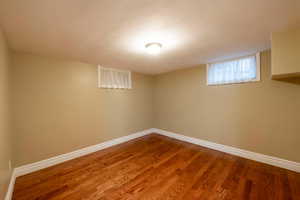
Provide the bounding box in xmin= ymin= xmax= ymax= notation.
xmin=98 ymin=65 xmax=132 ymax=89
xmin=206 ymin=52 xmax=261 ymax=86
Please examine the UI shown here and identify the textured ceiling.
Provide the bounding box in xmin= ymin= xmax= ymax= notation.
xmin=0 ymin=0 xmax=299 ymax=74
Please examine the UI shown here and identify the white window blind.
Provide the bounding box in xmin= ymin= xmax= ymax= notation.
xmin=207 ymin=53 xmax=260 ymax=85
xmin=98 ymin=66 xmax=132 ymax=89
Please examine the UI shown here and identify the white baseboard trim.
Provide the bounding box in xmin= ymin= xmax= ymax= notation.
xmin=4 ymin=170 xmax=17 ymax=200
xmin=14 ymin=129 xmax=155 ymax=178
xmin=5 ymin=128 xmax=300 ymax=200
xmin=5 ymin=129 xmax=154 ymax=200
xmin=153 ymin=128 xmax=300 ymax=173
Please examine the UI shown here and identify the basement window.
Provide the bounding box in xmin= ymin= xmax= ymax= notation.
xmin=207 ymin=53 xmax=260 ymax=85
xmin=98 ymin=66 xmax=132 ymax=89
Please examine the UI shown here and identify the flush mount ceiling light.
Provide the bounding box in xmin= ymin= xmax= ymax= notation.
xmin=145 ymin=42 xmax=162 ymax=55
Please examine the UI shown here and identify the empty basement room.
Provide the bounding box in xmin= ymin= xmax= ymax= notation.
xmin=1 ymin=0 xmax=300 ymax=200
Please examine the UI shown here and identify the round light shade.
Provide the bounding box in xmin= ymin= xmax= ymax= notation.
xmin=145 ymin=43 xmax=162 ymax=55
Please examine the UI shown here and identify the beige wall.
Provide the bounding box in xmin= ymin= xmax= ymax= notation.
xmin=272 ymin=28 xmax=300 ymax=78
xmin=11 ymin=53 xmax=154 ymax=166
xmin=0 ymin=29 xmax=12 ymax=199
xmin=9 ymin=49 xmax=300 ymax=169
xmin=154 ymin=50 xmax=300 ymax=163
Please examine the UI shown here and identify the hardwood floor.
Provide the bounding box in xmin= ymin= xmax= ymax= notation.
xmin=13 ymin=134 xmax=300 ymax=200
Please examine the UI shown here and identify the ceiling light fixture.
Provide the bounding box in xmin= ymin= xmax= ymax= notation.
xmin=145 ymin=42 xmax=162 ymax=55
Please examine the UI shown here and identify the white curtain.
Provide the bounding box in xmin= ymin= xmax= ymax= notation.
xmin=207 ymin=54 xmax=259 ymax=85
xmin=98 ymin=66 xmax=132 ymax=89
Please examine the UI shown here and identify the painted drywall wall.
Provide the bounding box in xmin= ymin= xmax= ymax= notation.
xmin=11 ymin=53 xmax=154 ymax=166
xmin=10 ymin=49 xmax=300 ymax=169
xmin=272 ymin=28 xmax=300 ymax=78
xmin=154 ymin=50 xmax=300 ymax=163
xmin=0 ymin=29 xmax=12 ymax=199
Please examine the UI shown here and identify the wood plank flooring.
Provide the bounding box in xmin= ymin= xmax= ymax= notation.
xmin=13 ymin=134 xmax=300 ymax=200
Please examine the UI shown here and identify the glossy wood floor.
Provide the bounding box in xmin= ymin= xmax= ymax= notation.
xmin=13 ymin=134 xmax=300 ymax=200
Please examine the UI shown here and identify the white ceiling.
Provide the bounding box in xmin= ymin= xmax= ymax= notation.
xmin=0 ymin=0 xmax=299 ymax=74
